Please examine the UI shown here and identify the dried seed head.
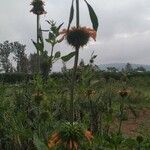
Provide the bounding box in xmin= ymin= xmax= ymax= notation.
xmin=30 ymin=0 xmax=47 ymax=15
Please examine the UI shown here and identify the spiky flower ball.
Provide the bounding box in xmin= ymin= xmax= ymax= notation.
xmin=67 ymin=27 xmax=90 ymax=48
xmin=59 ymin=27 xmax=96 ymax=48
xmin=30 ymin=0 xmax=46 ymax=15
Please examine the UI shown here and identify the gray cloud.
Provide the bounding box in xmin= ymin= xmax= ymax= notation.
xmin=0 ymin=0 xmax=150 ymax=71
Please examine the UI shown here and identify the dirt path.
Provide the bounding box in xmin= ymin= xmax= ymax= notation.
xmin=122 ymin=107 xmax=150 ymax=137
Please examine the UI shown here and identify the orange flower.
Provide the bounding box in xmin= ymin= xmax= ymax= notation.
xmin=58 ymin=27 xmax=97 ymax=48
xmin=118 ymin=89 xmax=130 ymax=98
xmin=48 ymin=132 xmax=61 ymax=149
xmin=84 ymin=130 xmax=93 ymax=143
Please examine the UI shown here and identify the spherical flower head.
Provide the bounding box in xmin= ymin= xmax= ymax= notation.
xmin=30 ymin=0 xmax=47 ymax=15
xmin=118 ymin=89 xmax=130 ymax=98
xmin=59 ymin=27 xmax=97 ymax=48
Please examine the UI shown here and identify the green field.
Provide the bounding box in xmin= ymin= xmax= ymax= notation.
xmin=0 ymin=71 xmax=150 ymax=150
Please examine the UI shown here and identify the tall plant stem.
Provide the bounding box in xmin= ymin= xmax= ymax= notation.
xmin=76 ymin=0 xmax=79 ymax=28
xmin=49 ymin=45 xmax=54 ymax=72
xmin=70 ymin=0 xmax=80 ymax=124
xmin=70 ymin=46 xmax=79 ymax=124
xmin=118 ymin=99 xmax=124 ymax=134
xmin=37 ymin=14 xmax=40 ymax=74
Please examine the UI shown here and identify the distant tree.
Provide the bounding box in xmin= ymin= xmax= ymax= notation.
xmin=107 ymin=67 xmax=118 ymax=72
xmin=0 ymin=41 xmax=14 ymax=73
xmin=134 ymin=66 xmax=146 ymax=72
xmin=12 ymin=42 xmax=29 ymax=73
xmin=28 ymin=53 xmax=38 ymax=74
xmin=124 ymin=63 xmax=133 ymax=73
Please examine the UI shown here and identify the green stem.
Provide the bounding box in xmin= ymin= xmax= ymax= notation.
xmin=37 ymin=14 xmax=40 ymax=74
xmin=118 ymin=99 xmax=124 ymax=134
xmin=76 ymin=0 xmax=80 ymax=27
xmin=70 ymin=0 xmax=80 ymax=125
xmin=70 ymin=47 xmax=79 ymax=124
xmin=49 ymin=44 xmax=54 ymax=72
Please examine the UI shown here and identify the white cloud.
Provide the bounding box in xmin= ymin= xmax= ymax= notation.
xmin=0 ymin=0 xmax=150 ymax=71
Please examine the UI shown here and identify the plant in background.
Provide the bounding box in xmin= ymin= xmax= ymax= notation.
xmin=136 ymin=136 xmax=143 ymax=150
xmin=104 ymin=132 xmax=124 ymax=150
xmin=117 ymin=88 xmax=130 ymax=134
xmin=30 ymin=0 xmax=47 ymax=73
xmin=31 ymin=19 xmax=63 ymax=79
xmin=42 ymin=20 xmax=63 ymax=78
xmin=30 ymin=0 xmax=46 ymax=15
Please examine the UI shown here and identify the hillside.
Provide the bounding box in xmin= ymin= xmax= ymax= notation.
xmin=99 ymin=63 xmax=150 ymax=71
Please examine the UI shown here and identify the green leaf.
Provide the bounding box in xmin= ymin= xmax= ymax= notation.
xmin=45 ymin=39 xmax=52 ymax=44
xmin=67 ymin=0 xmax=74 ymax=30
xmin=84 ymin=0 xmax=99 ymax=31
xmin=54 ymin=51 xmax=61 ymax=59
xmin=32 ymin=39 xmax=44 ymax=52
xmin=33 ymin=134 xmax=48 ymax=150
xmin=57 ymin=23 xmax=64 ymax=31
xmin=48 ymin=32 xmax=55 ymax=39
xmin=39 ymin=26 xmax=44 ymax=45
xmin=61 ymin=51 xmax=76 ymax=62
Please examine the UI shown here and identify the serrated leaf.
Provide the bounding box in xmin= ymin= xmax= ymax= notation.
xmin=33 ymin=134 xmax=48 ymax=150
xmin=54 ymin=51 xmax=61 ymax=59
xmin=84 ymin=0 xmax=99 ymax=31
xmin=61 ymin=51 xmax=76 ymax=62
xmin=67 ymin=0 xmax=74 ymax=30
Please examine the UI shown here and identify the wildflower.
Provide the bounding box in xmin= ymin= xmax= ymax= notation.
xmin=33 ymin=92 xmax=43 ymax=104
xmin=30 ymin=0 xmax=47 ymax=15
xmin=84 ymin=130 xmax=93 ymax=143
xmin=118 ymin=89 xmax=130 ymax=98
xmin=85 ymin=90 xmax=96 ymax=97
xmin=58 ymin=27 xmax=97 ymax=48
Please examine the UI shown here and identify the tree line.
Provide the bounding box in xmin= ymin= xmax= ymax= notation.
xmin=0 ymin=41 xmax=39 ymax=74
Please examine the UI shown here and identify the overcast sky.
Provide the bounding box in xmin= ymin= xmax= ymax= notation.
xmin=0 ymin=0 xmax=150 ymax=71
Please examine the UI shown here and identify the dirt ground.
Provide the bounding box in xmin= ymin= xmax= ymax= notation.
xmin=112 ymin=107 xmax=150 ymax=137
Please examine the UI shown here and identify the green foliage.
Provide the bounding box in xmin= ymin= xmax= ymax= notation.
xmin=34 ymin=134 xmax=48 ymax=150
xmin=59 ymin=122 xmax=84 ymax=142
xmin=32 ymin=38 xmax=44 ymax=53
xmin=54 ymin=51 xmax=61 ymax=59
xmin=61 ymin=51 xmax=76 ymax=62
xmin=67 ymin=0 xmax=75 ymax=30
xmin=84 ymin=0 xmax=99 ymax=31
xmin=0 ymin=73 xmax=33 ymax=83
